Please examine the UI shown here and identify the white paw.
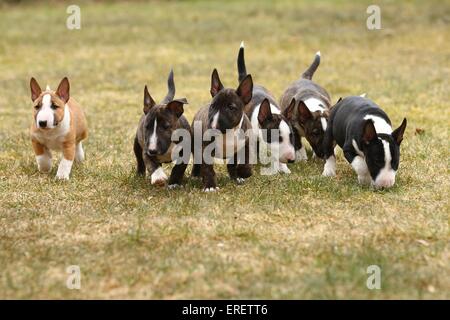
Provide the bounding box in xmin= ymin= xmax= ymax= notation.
xmin=36 ymin=155 xmax=52 ymax=173
xmin=203 ymin=187 xmax=219 ymax=192
xmin=151 ymin=167 xmax=167 ymax=185
xmin=279 ymin=164 xmax=291 ymax=174
xmin=56 ymin=159 xmax=73 ymax=180
xmin=322 ymin=156 xmax=336 ymax=177
xmin=167 ymin=184 xmax=181 ymax=190
xmin=358 ymin=174 xmax=372 ymax=185
xmin=295 ymin=148 xmax=308 ymax=162
xmin=322 ymin=167 xmax=336 ymax=177
xmin=236 ymin=178 xmax=245 ymax=184
xmin=75 ymin=142 xmax=85 ymax=162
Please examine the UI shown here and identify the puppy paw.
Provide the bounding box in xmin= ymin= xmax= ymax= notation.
xmin=36 ymin=155 xmax=52 ymax=173
xmin=203 ymin=187 xmax=219 ymax=193
xmin=236 ymin=178 xmax=245 ymax=184
xmin=322 ymin=167 xmax=336 ymax=177
xmin=357 ymin=174 xmax=372 ymax=185
xmin=279 ymin=164 xmax=291 ymax=174
xmin=151 ymin=168 xmax=167 ymax=186
xmin=167 ymin=184 xmax=181 ymax=190
xmin=55 ymin=159 xmax=72 ymax=180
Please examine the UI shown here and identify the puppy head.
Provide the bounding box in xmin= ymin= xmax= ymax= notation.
xmin=30 ymin=77 xmax=70 ymax=130
xmin=258 ymin=99 xmax=295 ymax=163
xmin=361 ymin=118 xmax=407 ymax=188
xmin=285 ymin=98 xmax=329 ymax=158
xmin=208 ymin=69 xmax=253 ymax=134
xmin=143 ymin=85 xmax=187 ymax=157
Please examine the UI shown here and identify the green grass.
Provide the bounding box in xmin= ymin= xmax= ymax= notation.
xmin=0 ymin=0 xmax=449 ymax=299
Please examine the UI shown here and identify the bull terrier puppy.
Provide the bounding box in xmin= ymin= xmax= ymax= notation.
xmin=322 ymin=96 xmax=407 ymax=189
xmin=279 ymin=51 xmax=332 ymax=161
xmin=134 ymin=70 xmax=190 ymax=188
xmin=29 ymin=77 xmax=87 ymax=180
xmin=191 ymin=69 xmax=253 ymax=192
xmin=237 ymin=42 xmax=295 ymax=175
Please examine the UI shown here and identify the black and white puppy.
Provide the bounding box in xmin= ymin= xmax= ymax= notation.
xmin=237 ymin=42 xmax=295 ymax=175
xmin=279 ymin=51 xmax=332 ymax=161
xmin=322 ymin=96 xmax=407 ymax=189
xmin=134 ymin=70 xmax=190 ymax=188
xmin=191 ymin=69 xmax=253 ymax=192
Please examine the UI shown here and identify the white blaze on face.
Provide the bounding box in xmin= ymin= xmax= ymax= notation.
xmin=276 ymin=120 xmax=295 ymax=162
xmin=211 ymin=111 xmax=220 ymax=129
xmin=36 ymin=93 xmax=55 ymax=128
xmin=374 ymin=139 xmax=396 ymax=188
xmin=304 ymin=97 xmax=328 ymax=131
xmin=149 ymin=119 xmax=158 ymax=151
xmin=364 ymin=115 xmax=393 ymax=134
xmin=320 ymin=117 xmax=327 ymax=131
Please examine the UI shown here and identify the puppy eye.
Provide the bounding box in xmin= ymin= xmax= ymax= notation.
xmin=228 ymin=103 xmax=236 ymax=110
xmin=51 ymin=104 xmax=58 ymax=110
xmin=34 ymin=105 xmax=40 ymax=110
xmin=162 ymin=122 xmax=171 ymax=129
xmin=312 ymin=128 xmax=321 ymax=135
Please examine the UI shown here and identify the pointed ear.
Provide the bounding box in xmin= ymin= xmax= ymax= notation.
xmin=166 ymin=98 xmax=188 ymax=118
xmin=236 ymin=74 xmax=253 ymax=105
xmin=258 ymin=99 xmax=272 ymax=124
xmin=210 ymin=69 xmax=224 ymax=97
xmin=362 ymin=119 xmax=377 ymax=144
xmin=282 ymin=98 xmax=296 ymax=120
xmin=56 ymin=77 xmax=70 ymax=103
xmin=337 ymin=97 xmax=342 ymax=103
xmin=392 ymin=118 xmax=407 ymax=145
xmin=298 ymin=101 xmax=312 ymax=123
xmin=30 ymin=77 xmax=42 ymax=102
xmin=143 ymin=85 xmax=156 ymax=114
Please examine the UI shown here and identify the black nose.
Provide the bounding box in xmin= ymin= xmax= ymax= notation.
xmin=38 ymin=120 xmax=47 ymax=128
xmin=147 ymin=149 xmax=157 ymax=156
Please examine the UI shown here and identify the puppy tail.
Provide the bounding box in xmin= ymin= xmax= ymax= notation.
xmin=162 ymin=68 xmax=175 ymax=104
xmin=237 ymin=41 xmax=247 ymax=83
xmin=302 ymin=51 xmax=321 ymax=80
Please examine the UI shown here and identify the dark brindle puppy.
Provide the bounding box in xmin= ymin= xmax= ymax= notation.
xmin=191 ymin=69 xmax=253 ymax=192
xmin=280 ymin=51 xmax=332 ymax=160
xmin=134 ymin=70 xmax=190 ymax=188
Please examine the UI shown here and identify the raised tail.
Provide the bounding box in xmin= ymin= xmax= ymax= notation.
xmin=162 ymin=68 xmax=175 ymax=104
xmin=302 ymin=51 xmax=321 ymax=80
xmin=237 ymin=41 xmax=247 ymax=82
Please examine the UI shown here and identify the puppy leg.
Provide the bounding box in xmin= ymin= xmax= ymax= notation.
xmin=56 ymin=141 xmax=75 ymax=180
xmin=144 ymin=155 xmax=167 ymax=186
xmin=134 ymin=136 xmax=146 ymax=176
xmin=167 ymin=163 xmax=188 ymax=189
xmin=201 ymin=163 xmax=218 ymax=192
xmin=32 ymin=139 xmax=52 ymax=173
xmin=191 ymin=163 xmax=201 ymax=178
xmin=343 ymin=146 xmax=371 ymax=184
xmin=322 ymin=122 xmax=336 ymax=177
xmin=75 ymin=142 xmax=85 ymax=163
xmin=293 ymin=128 xmax=307 ymax=161
xmin=235 ymin=143 xmax=252 ymax=183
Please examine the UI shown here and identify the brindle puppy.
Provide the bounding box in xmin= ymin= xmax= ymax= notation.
xmin=134 ymin=70 xmax=190 ymax=188
xmin=280 ymin=51 xmax=332 ymax=160
xmin=191 ymin=69 xmax=253 ymax=192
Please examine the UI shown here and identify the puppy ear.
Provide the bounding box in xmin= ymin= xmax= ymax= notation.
xmin=392 ymin=118 xmax=407 ymax=145
xmin=166 ymin=98 xmax=188 ymax=118
xmin=258 ymin=99 xmax=272 ymax=124
xmin=337 ymin=97 xmax=342 ymax=103
xmin=56 ymin=77 xmax=70 ymax=103
xmin=210 ymin=69 xmax=224 ymax=97
xmin=30 ymin=77 xmax=42 ymax=102
xmin=362 ymin=119 xmax=377 ymax=144
xmin=236 ymin=74 xmax=253 ymax=105
xmin=298 ymin=101 xmax=312 ymax=123
xmin=282 ymin=98 xmax=296 ymax=120
xmin=143 ymin=85 xmax=156 ymax=114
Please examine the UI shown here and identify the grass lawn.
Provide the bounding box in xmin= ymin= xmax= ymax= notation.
xmin=0 ymin=0 xmax=448 ymax=299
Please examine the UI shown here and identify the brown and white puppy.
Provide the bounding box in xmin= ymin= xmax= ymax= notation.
xmin=30 ymin=77 xmax=88 ymax=180
xmin=280 ymin=51 xmax=331 ymax=160
xmin=191 ymin=69 xmax=253 ymax=192
xmin=134 ymin=70 xmax=190 ymax=188
xmin=237 ymin=42 xmax=295 ymax=175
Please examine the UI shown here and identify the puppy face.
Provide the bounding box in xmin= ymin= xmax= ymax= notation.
xmin=208 ymin=69 xmax=253 ymax=134
xmin=295 ymin=100 xmax=329 ymax=158
xmin=143 ymin=85 xmax=187 ymax=157
xmin=361 ymin=118 xmax=407 ymax=188
xmin=30 ymin=77 xmax=70 ymax=130
xmin=258 ymin=99 xmax=295 ymax=163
